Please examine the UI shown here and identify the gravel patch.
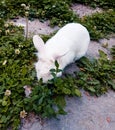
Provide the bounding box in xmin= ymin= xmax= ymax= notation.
xmin=87 ymin=37 xmax=115 ymax=59
xmin=71 ymin=3 xmax=103 ymax=18
xmin=11 ymin=17 xmax=59 ymax=36
xmin=21 ymin=90 xmax=115 ymax=130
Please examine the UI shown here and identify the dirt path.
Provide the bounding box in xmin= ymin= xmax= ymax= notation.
xmin=20 ymin=90 xmax=115 ymax=130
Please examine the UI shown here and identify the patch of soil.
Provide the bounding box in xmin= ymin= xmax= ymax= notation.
xmin=11 ymin=17 xmax=59 ymax=36
xmin=71 ymin=3 xmax=103 ymax=18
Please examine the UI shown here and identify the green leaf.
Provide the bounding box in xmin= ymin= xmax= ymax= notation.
xmin=21 ymin=66 xmax=27 ymax=75
xmin=38 ymin=97 xmax=44 ymax=104
xmin=54 ymin=96 xmax=66 ymax=108
xmin=50 ymin=69 xmax=55 ymax=73
xmin=55 ymin=60 xmax=59 ymax=69
xmin=1 ymin=115 xmax=7 ymax=123
xmin=87 ymin=87 xmax=96 ymax=93
xmin=99 ymin=50 xmax=107 ymax=59
xmin=44 ymin=105 xmax=55 ymax=117
xmin=57 ymin=69 xmax=62 ymax=73
xmin=51 ymin=72 xmax=56 ymax=78
xmin=108 ymin=81 xmax=115 ymax=89
xmin=33 ymin=104 xmax=38 ymax=112
xmin=74 ymin=89 xmax=81 ymax=97
xmin=58 ymin=108 xmax=67 ymax=115
xmin=31 ymin=95 xmax=39 ymax=102
xmin=2 ymin=100 xmax=7 ymax=106
xmin=62 ymin=88 xmax=71 ymax=95
xmin=0 ymin=99 xmax=3 ymax=103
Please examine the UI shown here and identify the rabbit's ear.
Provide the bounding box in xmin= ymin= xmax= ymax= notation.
xmin=33 ymin=35 xmax=45 ymax=52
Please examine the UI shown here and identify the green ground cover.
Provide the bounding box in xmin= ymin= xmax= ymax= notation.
xmin=0 ymin=0 xmax=115 ymax=129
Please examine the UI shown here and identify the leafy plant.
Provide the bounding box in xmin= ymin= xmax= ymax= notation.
xmin=23 ymin=61 xmax=81 ymax=118
xmin=76 ymin=48 xmax=115 ymax=96
xmin=42 ymin=8 xmax=115 ymax=40
xmin=0 ymin=21 xmax=81 ymax=129
xmin=0 ymin=0 xmax=115 ymax=35
xmin=81 ymin=9 xmax=115 ymax=40
xmin=0 ymin=0 xmax=79 ymax=26
xmin=0 ymin=21 xmax=36 ymax=129
xmin=0 ymin=1 xmax=115 ymax=129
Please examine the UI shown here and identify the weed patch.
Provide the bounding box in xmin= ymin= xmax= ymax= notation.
xmin=0 ymin=20 xmax=115 ymax=129
xmin=76 ymin=50 xmax=115 ymax=96
xmin=0 ymin=1 xmax=115 ymax=129
xmin=0 ymin=0 xmax=114 ymax=40
xmin=81 ymin=10 xmax=115 ymax=40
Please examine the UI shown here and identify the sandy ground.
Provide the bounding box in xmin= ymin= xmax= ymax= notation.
xmin=9 ymin=3 xmax=115 ymax=130
xmin=20 ymin=90 xmax=115 ymax=130
xmin=71 ymin=3 xmax=103 ymax=18
xmin=11 ymin=18 xmax=59 ymax=35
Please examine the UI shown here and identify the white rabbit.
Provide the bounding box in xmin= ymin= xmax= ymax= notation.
xmin=33 ymin=23 xmax=90 ymax=83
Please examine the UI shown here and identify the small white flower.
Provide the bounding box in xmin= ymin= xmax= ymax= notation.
xmin=94 ymin=26 xmax=97 ymax=29
xmin=9 ymin=22 xmax=14 ymax=26
xmin=15 ymin=49 xmax=20 ymax=54
xmin=25 ymin=6 xmax=30 ymax=10
xmin=5 ymin=29 xmax=10 ymax=35
xmin=21 ymin=3 xmax=26 ymax=7
xmin=2 ymin=60 xmax=7 ymax=65
xmin=20 ymin=110 xmax=27 ymax=118
xmin=107 ymin=57 xmax=110 ymax=60
xmin=4 ymin=23 xmax=9 ymax=28
xmin=5 ymin=90 xmax=11 ymax=96
xmin=52 ymin=5 xmax=56 ymax=8
xmin=108 ymin=9 xmax=113 ymax=12
xmin=102 ymin=42 xmax=108 ymax=48
xmin=19 ymin=45 xmax=23 ymax=48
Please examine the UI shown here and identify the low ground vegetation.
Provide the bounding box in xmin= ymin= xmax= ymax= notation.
xmin=0 ymin=0 xmax=115 ymax=129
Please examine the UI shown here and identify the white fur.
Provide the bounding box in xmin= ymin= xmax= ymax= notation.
xmin=33 ymin=23 xmax=90 ymax=82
